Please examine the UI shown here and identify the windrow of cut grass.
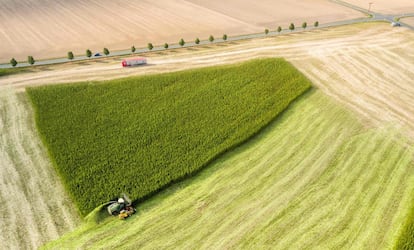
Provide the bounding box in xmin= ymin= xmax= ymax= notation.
xmin=27 ymin=58 xmax=311 ymax=216
xmin=43 ymin=90 xmax=414 ymax=249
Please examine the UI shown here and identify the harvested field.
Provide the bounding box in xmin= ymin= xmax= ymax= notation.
xmin=44 ymin=91 xmax=414 ymax=249
xmin=0 ymin=0 xmax=363 ymax=62
xmin=343 ymin=0 xmax=414 ymax=14
xmin=0 ymin=87 xmax=80 ymax=249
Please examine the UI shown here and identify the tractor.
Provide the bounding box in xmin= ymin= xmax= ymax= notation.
xmin=107 ymin=197 xmax=136 ymax=220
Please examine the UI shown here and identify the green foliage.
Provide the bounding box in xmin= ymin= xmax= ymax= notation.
xmin=10 ymin=58 xmax=17 ymax=67
xmin=67 ymin=52 xmax=74 ymax=60
xmin=86 ymin=49 xmax=92 ymax=58
xmin=314 ymin=21 xmax=319 ymax=27
xmin=103 ymin=48 xmax=110 ymax=56
xmin=131 ymin=46 xmax=136 ymax=53
xmin=164 ymin=43 xmax=169 ymax=49
xmin=302 ymin=22 xmax=307 ymax=29
xmin=28 ymin=56 xmax=35 ymax=65
xmin=289 ymin=23 xmax=295 ymax=31
xmin=147 ymin=43 xmax=153 ymax=51
xmin=277 ymin=26 xmax=282 ymax=33
xmin=265 ymin=29 xmax=269 ymax=35
xmin=179 ymin=38 xmax=185 ymax=47
xmin=222 ymin=34 xmax=227 ymax=41
xmin=27 ymin=58 xmax=311 ymax=216
xmin=209 ymin=35 xmax=214 ymax=43
xmin=195 ymin=38 xmax=200 ymax=44
xmin=396 ymin=204 xmax=414 ymax=249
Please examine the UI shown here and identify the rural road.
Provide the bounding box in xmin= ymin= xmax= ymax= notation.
xmin=1 ymin=0 xmax=412 ymax=69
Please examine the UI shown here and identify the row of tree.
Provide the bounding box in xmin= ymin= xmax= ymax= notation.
xmin=9 ymin=21 xmax=319 ymax=67
xmin=10 ymin=56 xmax=34 ymax=67
xmin=146 ymin=34 xmax=225 ymax=51
xmin=266 ymin=21 xmax=319 ymax=35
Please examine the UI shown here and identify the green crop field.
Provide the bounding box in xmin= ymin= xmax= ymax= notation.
xmin=43 ymin=90 xmax=414 ymax=249
xmin=27 ymin=58 xmax=311 ymax=216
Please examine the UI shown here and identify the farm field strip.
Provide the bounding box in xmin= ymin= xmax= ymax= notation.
xmin=44 ymin=91 xmax=414 ymax=249
xmin=0 ymin=0 xmax=363 ymax=62
xmin=0 ymin=87 xmax=80 ymax=249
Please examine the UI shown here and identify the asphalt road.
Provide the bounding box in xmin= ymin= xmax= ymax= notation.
xmin=1 ymin=1 xmax=413 ymax=69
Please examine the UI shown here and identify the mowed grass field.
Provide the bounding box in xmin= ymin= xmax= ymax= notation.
xmin=27 ymin=58 xmax=311 ymax=216
xmin=44 ymin=90 xmax=414 ymax=249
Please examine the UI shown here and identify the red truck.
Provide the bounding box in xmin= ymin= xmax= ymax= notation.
xmin=122 ymin=57 xmax=147 ymax=67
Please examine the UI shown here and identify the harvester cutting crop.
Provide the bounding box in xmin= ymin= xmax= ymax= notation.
xmin=107 ymin=196 xmax=136 ymax=220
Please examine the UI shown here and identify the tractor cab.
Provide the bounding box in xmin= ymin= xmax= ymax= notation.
xmin=107 ymin=197 xmax=136 ymax=219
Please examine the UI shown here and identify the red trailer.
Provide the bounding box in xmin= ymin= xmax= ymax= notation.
xmin=122 ymin=57 xmax=147 ymax=67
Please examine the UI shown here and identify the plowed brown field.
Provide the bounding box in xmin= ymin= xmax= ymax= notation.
xmin=0 ymin=0 xmax=363 ymax=62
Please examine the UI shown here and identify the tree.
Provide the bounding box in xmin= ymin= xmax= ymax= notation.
xmin=302 ymin=22 xmax=307 ymax=29
xmin=67 ymin=51 xmax=74 ymax=60
xmin=131 ymin=45 xmax=136 ymax=54
xmin=28 ymin=56 xmax=35 ymax=65
xmin=314 ymin=21 xmax=319 ymax=27
xmin=223 ymin=34 xmax=228 ymax=41
xmin=179 ymin=38 xmax=185 ymax=47
xmin=86 ymin=49 xmax=92 ymax=58
xmin=277 ymin=26 xmax=282 ymax=33
xmin=209 ymin=35 xmax=214 ymax=43
xmin=265 ymin=28 xmax=269 ymax=35
xmin=289 ymin=23 xmax=295 ymax=32
xmin=164 ymin=43 xmax=169 ymax=49
xmin=195 ymin=38 xmax=200 ymax=44
xmin=103 ymin=48 xmax=110 ymax=56
xmin=148 ymin=43 xmax=153 ymax=51
xmin=10 ymin=58 xmax=17 ymax=67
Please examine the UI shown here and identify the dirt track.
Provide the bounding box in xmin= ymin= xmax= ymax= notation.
xmin=0 ymin=87 xmax=81 ymax=249
xmin=2 ymin=22 xmax=414 ymax=136
xmin=0 ymin=0 xmax=363 ymax=62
